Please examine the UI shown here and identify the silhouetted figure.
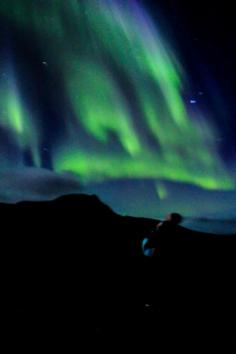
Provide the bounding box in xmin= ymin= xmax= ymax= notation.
xmin=141 ymin=213 xmax=183 ymax=313
xmin=142 ymin=212 xmax=182 ymax=257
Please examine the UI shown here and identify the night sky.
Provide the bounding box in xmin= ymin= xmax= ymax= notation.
xmin=0 ymin=0 xmax=236 ymax=233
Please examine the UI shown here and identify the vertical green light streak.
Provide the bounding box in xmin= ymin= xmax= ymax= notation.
xmin=0 ymin=66 xmax=40 ymax=166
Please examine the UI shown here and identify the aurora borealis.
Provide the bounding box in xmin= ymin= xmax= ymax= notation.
xmin=0 ymin=0 xmax=236 ymax=228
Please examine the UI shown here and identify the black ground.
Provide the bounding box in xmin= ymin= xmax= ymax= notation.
xmin=1 ymin=194 xmax=236 ymax=349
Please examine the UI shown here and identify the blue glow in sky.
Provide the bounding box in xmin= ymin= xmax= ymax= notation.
xmin=0 ymin=0 xmax=235 ymax=233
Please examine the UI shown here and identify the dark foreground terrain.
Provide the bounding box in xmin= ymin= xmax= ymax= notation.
xmin=1 ymin=194 xmax=236 ymax=349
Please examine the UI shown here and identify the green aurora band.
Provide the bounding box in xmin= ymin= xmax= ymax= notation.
xmin=0 ymin=0 xmax=234 ymax=194
xmin=0 ymin=62 xmax=40 ymax=167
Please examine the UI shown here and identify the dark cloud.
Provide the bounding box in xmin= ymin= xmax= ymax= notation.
xmin=0 ymin=168 xmax=82 ymax=203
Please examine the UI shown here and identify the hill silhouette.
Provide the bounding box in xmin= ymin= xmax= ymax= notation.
xmin=1 ymin=194 xmax=236 ymax=348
